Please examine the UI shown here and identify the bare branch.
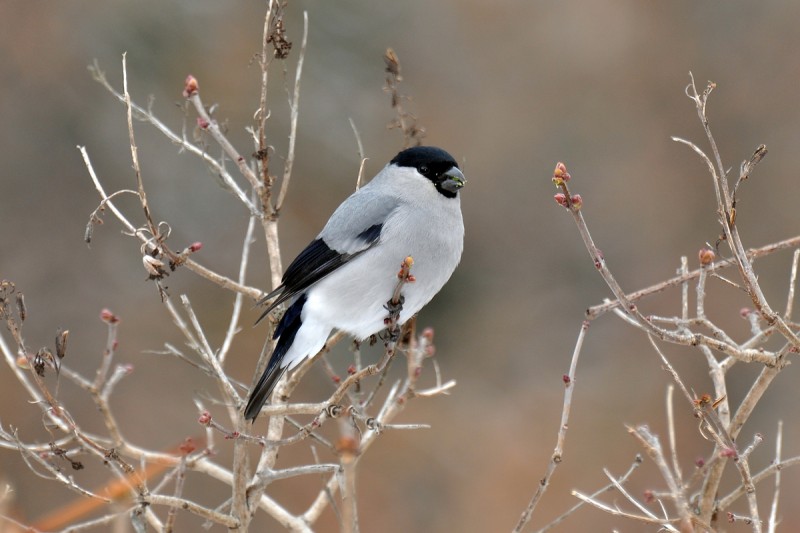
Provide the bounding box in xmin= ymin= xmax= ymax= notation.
xmin=785 ymin=250 xmax=800 ymax=320
xmin=276 ymin=10 xmax=308 ymax=212
xmin=586 ymin=235 xmax=800 ymax=319
xmin=143 ymin=494 xmax=241 ymax=529
xmin=122 ymin=53 xmax=157 ymax=241
xmin=219 ymin=210 xmax=258 ymax=364
xmin=627 ymin=425 xmax=692 ymax=526
xmin=89 ymin=62 xmax=258 ymax=215
xmin=533 ymin=455 xmax=642 ymax=533
xmin=513 ymin=320 xmax=589 ymax=532
xmin=767 ymin=421 xmax=783 ymax=533
xmin=570 ymin=489 xmax=679 ymax=529
xmin=666 ymin=385 xmax=684 ymax=489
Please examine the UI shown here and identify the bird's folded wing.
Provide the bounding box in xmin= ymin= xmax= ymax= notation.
xmin=255 ymin=190 xmax=398 ymax=323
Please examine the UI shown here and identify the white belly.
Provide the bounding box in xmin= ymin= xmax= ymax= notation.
xmin=304 ymin=230 xmax=462 ymax=339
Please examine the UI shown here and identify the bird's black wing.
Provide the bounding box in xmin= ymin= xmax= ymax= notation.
xmin=254 ymin=185 xmax=399 ymax=324
xmin=254 ymin=222 xmax=384 ymax=324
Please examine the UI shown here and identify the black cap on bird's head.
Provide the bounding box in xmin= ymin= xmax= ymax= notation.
xmin=391 ymin=146 xmax=466 ymax=199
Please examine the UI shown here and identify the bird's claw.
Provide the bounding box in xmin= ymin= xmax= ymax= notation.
xmin=384 ymin=294 xmax=405 ymax=316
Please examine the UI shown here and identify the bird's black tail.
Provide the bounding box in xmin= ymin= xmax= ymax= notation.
xmin=244 ymin=294 xmax=307 ymax=421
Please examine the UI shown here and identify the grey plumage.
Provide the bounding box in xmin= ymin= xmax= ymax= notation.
xmin=245 ymin=146 xmax=465 ymax=421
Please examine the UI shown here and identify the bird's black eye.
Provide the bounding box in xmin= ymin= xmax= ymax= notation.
xmin=419 ymin=165 xmax=429 ymax=174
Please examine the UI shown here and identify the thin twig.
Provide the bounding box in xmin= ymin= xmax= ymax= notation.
xmin=666 ymin=385 xmax=684 ymax=489
xmin=89 ymin=61 xmax=257 ymax=215
xmin=188 ymin=93 xmax=261 ymax=192
xmin=513 ymin=320 xmax=589 ymax=532
xmin=586 ymin=235 xmax=800 ymax=319
xmin=80 ymin=145 xmax=261 ymax=299
xmin=219 ymin=211 xmax=257 ymax=364
xmin=784 ymin=250 xmax=800 ymax=320
xmin=339 ymin=418 xmax=360 ymax=533
xmin=729 ymin=363 xmax=784 ymax=440
xmin=178 ymin=295 xmax=240 ymax=418
xmin=348 ymin=118 xmax=367 ymax=190
xmin=143 ymin=494 xmax=240 ymax=529
xmin=554 ymin=164 xmax=779 ymax=365
xmin=533 ymin=455 xmax=642 ymax=533
xmin=276 ymin=10 xmax=308 ymax=212
xmin=767 ymin=421 xmax=783 ymax=533
xmin=122 ymin=53 xmax=157 ymax=242
xmin=603 ymin=467 xmax=671 ymax=528
xmin=570 ymin=489 xmax=679 ymax=528
xmin=684 ymin=75 xmax=800 ymax=352
xmin=164 ymin=455 xmax=188 ymax=533
xmin=627 ymin=425 xmax=692 ymax=526
xmin=255 ymin=0 xmax=276 ymax=215
xmin=301 ymin=326 xmax=454 ymax=525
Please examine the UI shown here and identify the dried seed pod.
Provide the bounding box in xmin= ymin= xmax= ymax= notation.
xmin=55 ymin=329 xmax=69 ymax=359
xmin=16 ymin=293 xmax=26 ymax=321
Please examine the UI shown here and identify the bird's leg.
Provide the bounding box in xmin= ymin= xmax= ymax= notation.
xmin=383 ymin=299 xmax=404 ymax=342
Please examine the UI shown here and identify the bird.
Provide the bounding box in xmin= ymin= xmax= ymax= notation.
xmin=244 ymin=146 xmax=466 ymax=420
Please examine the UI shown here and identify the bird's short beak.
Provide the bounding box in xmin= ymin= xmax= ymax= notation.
xmin=441 ymin=167 xmax=466 ymax=193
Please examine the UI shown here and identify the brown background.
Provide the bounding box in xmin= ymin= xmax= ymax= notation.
xmin=2 ymin=1 xmax=800 ymax=531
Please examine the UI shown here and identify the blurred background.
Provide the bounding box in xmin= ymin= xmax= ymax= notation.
xmin=2 ymin=1 xmax=800 ymax=531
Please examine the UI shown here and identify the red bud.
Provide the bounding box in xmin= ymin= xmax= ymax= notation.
xmin=183 ymin=75 xmax=199 ymax=97
xmin=719 ymin=448 xmax=737 ymax=459
xmin=552 ymin=162 xmax=571 ymax=184
xmin=698 ymin=247 xmax=715 ymax=266
xmin=100 ymin=308 xmax=120 ymax=324
xmin=179 ymin=437 xmax=196 ymax=455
